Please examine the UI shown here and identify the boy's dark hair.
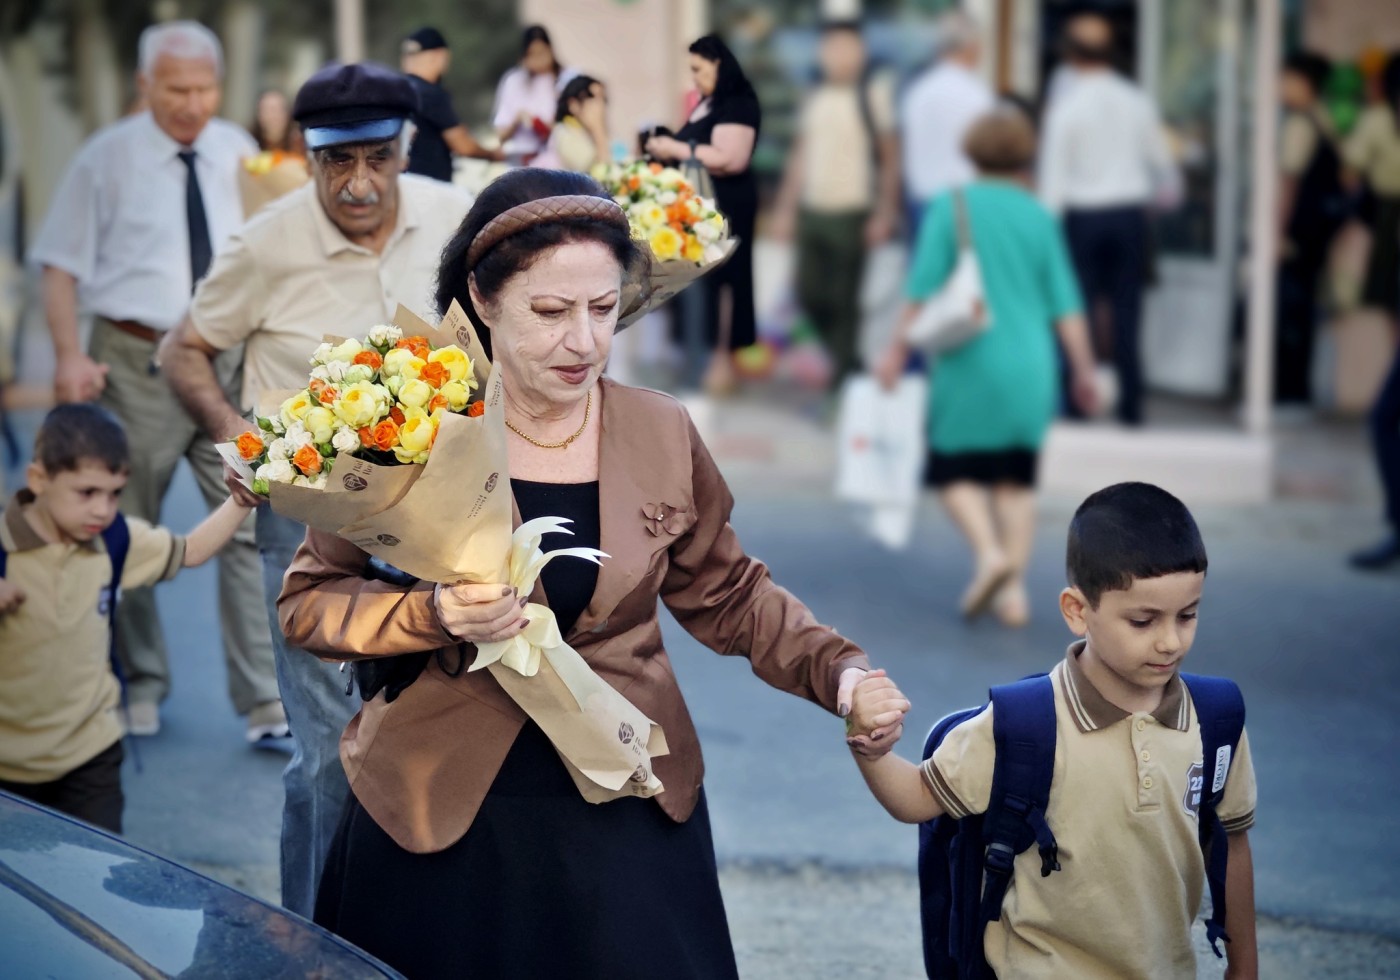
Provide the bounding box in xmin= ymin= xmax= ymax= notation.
xmin=1284 ymin=51 xmax=1331 ymax=97
xmin=33 ymin=403 xmax=130 ymax=475
xmin=1067 ymin=482 xmax=1207 ymax=607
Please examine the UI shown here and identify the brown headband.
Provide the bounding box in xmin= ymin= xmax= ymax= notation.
xmin=466 ymin=194 xmax=630 ymax=269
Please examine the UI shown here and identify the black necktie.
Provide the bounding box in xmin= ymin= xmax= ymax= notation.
xmin=178 ymin=149 xmax=212 ymax=289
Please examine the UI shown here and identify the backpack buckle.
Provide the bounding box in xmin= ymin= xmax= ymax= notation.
xmin=984 ymin=841 xmax=1016 ymax=874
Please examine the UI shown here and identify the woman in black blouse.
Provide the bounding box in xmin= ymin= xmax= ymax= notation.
xmin=646 ymin=35 xmax=761 ymax=394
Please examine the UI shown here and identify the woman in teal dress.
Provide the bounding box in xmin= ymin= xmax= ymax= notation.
xmin=878 ymin=109 xmax=1097 ymax=627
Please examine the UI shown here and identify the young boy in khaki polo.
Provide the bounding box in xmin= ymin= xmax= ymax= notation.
xmin=0 ymin=404 xmax=256 ymax=833
xmin=848 ymin=482 xmax=1259 ymax=979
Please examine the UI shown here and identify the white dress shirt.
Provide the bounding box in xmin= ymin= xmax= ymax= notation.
xmin=1038 ymin=69 xmax=1179 ymax=214
xmin=190 ymin=174 xmax=474 ymax=409
xmin=30 ymin=111 xmax=256 ymax=332
xmin=900 ymin=60 xmax=995 ymax=203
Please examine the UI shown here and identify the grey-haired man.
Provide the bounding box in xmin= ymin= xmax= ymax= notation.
xmin=160 ymin=61 xmax=472 ymax=915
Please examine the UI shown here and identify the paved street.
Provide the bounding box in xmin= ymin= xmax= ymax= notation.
xmin=6 ymin=389 xmax=1398 ymax=978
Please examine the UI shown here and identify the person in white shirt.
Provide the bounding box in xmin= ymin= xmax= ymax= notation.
xmin=1039 ymin=13 xmax=1180 ymax=426
xmin=900 ymin=12 xmax=995 ymax=236
xmin=29 ymin=21 xmax=283 ymax=743
xmin=493 ymin=25 xmax=575 ymax=163
xmin=158 ymin=61 xmax=474 ymax=917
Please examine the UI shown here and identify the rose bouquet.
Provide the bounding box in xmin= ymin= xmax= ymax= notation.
xmin=219 ymin=301 xmax=667 ymax=805
xmin=593 ymin=161 xmax=737 ymax=326
xmin=231 ymin=324 xmax=482 ymax=496
xmin=239 ymin=150 xmax=309 ymax=218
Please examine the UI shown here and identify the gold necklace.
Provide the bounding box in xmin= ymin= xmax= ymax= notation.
xmin=506 ymin=390 xmax=592 ymax=450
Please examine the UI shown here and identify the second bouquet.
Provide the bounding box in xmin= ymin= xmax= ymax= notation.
xmin=220 ymin=301 xmax=668 ymax=804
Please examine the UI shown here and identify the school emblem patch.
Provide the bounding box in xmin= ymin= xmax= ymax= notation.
xmin=1183 ymin=762 xmax=1204 ymax=817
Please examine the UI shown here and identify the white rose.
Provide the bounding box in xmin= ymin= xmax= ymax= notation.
xmin=367 ymin=324 xmax=403 ymax=347
xmin=284 ymin=422 xmax=314 ymax=449
xmin=267 ymin=438 xmax=292 ymax=461
xmin=267 ymin=416 xmax=286 ymax=435
xmin=658 ymin=190 xmax=677 ymax=206
xmin=310 ymin=342 xmax=334 ymax=366
xmin=694 ymin=220 xmax=722 ymax=245
xmin=263 ymin=459 xmax=295 ymax=484
xmin=324 ymin=359 xmax=350 ymax=383
xmin=309 ymin=364 xmax=331 ymax=382
xmin=331 ymin=426 xmax=361 ymax=454
xmin=343 ymin=364 xmax=374 ymax=385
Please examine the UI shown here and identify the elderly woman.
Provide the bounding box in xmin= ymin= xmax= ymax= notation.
xmin=278 ymin=168 xmax=901 ymax=979
xmin=877 ymin=110 xmax=1098 ymax=627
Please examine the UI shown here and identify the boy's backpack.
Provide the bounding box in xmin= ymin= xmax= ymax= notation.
xmin=917 ymin=672 xmax=1245 ymax=979
xmin=0 ymin=513 xmax=133 ymax=715
xmin=1286 ymin=112 xmax=1350 ymax=263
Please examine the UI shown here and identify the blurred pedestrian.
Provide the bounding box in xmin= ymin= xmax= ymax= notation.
xmin=29 ymin=21 xmax=281 ymax=741
xmin=158 ymin=62 xmax=473 ymax=917
xmin=493 ymin=25 xmax=573 ymax=164
xmin=877 ymin=110 xmax=1097 ymax=627
xmin=646 ymin=34 xmax=762 ymax=394
xmin=900 ymin=11 xmax=993 ymax=238
xmin=1343 ymin=54 xmax=1400 ymax=326
xmin=1040 ymin=12 xmax=1179 ymax=426
xmin=249 ymin=88 xmax=303 ymax=155
xmin=401 ymin=26 xmax=504 ymax=182
xmin=534 ymin=74 xmax=611 ymax=173
xmin=1276 ymin=52 xmax=1346 ymax=406
xmin=1351 ymin=342 xmax=1400 ymax=569
xmin=772 ymin=19 xmax=900 ymax=388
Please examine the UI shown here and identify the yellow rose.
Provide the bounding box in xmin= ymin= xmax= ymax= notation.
xmin=428 ymin=345 xmax=473 ymax=384
xmin=439 ymin=380 xmax=473 ymax=412
xmin=682 ymin=235 xmax=704 ymax=263
xmin=397 ymin=378 xmax=434 ymax=410
xmin=279 ymin=391 xmax=315 ymax=430
xmin=326 ymin=337 xmax=363 ymax=363
xmin=631 ymin=202 xmax=667 ymax=231
xmin=392 ymin=411 xmax=439 ymax=464
xmin=332 ymin=380 xmax=390 ymax=429
xmin=304 ymin=406 xmax=337 ymax=445
xmin=381 ymin=348 xmax=426 ymax=379
xmin=648 ymin=226 xmax=683 ymax=262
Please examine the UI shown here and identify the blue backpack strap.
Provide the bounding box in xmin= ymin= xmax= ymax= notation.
xmin=979 ymin=674 xmax=1060 ymax=933
xmin=1181 ymin=673 xmax=1246 ymax=958
xmin=99 ymin=516 xmax=140 ymax=771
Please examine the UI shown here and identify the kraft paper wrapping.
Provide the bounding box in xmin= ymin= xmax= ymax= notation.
xmin=237 ymin=158 xmax=310 ymax=219
xmin=220 ymin=302 xmax=668 ymax=802
xmin=618 ymin=238 xmax=739 ymax=328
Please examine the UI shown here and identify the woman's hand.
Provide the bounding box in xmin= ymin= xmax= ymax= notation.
xmin=838 ymin=667 xmax=907 ymax=758
xmin=645 ymin=135 xmax=683 ymax=161
xmin=875 ymin=341 xmax=909 ymax=392
xmin=434 ymin=583 xmax=530 ymax=645
xmin=0 ymin=579 xmax=26 ymax=616
xmin=1070 ymin=366 xmax=1101 ymax=416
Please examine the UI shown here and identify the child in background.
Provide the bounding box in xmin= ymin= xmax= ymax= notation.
xmin=0 ymin=404 xmax=257 ymax=833
xmin=846 ymin=482 xmax=1259 ymax=979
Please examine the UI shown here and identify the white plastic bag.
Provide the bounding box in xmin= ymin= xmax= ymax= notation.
xmin=834 ymin=374 xmax=928 ymax=550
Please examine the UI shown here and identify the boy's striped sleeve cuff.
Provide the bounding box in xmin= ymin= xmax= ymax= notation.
xmin=921 ymin=758 xmax=970 ymax=819
xmin=1221 ymin=810 xmax=1255 ymax=834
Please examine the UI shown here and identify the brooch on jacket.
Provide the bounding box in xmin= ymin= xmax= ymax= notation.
xmin=642 ymin=502 xmax=687 ymax=537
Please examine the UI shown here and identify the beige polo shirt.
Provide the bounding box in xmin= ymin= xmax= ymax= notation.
xmin=0 ymin=492 xmax=185 ymax=782
xmin=190 ymin=173 xmax=473 ymax=409
xmin=799 ymin=74 xmax=897 ymax=213
xmin=922 ymin=642 xmax=1256 ymax=980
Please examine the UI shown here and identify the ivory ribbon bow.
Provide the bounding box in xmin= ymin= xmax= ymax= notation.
xmin=471 ymin=516 xmax=607 ymax=686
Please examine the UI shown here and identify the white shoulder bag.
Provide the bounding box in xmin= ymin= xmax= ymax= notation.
xmin=905 ymin=190 xmax=990 ymax=355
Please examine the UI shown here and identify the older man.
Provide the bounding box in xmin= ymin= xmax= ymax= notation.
xmin=159 ymin=61 xmax=473 ymax=916
xmin=30 ymin=21 xmax=282 ymax=741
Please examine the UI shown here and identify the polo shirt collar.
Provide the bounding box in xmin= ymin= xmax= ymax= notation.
xmin=1062 ymin=640 xmax=1188 ymax=733
xmin=137 ymin=110 xmax=215 ymax=161
xmin=2 ymin=490 xmax=103 ymax=553
xmin=309 ymin=179 xmax=420 ymax=258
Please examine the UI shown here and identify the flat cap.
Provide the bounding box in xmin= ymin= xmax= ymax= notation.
xmin=293 ymin=62 xmax=419 ymax=151
xmin=403 ymin=27 xmax=449 ymax=54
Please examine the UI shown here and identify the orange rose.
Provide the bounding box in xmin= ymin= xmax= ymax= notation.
xmin=390 ymin=406 xmax=406 ymax=426
xmin=292 ymin=444 xmax=323 ymax=475
xmin=235 ymin=431 xmax=264 ymax=462
xmin=371 ymin=418 xmax=400 ymax=452
xmin=358 ymin=426 xmax=375 ymax=448
xmin=353 ymin=349 xmax=384 ymax=371
xmin=649 ymin=162 xmax=663 ymax=174
xmin=418 ymin=361 xmax=450 ymax=389
xmin=466 ymin=401 xmax=485 ymax=418
xmin=317 ymin=385 xmax=338 ymax=405
xmin=395 ymin=336 xmax=431 ymax=360
xmin=427 ymin=393 xmax=448 ymax=415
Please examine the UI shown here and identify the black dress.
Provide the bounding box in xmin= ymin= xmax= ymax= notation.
xmin=675 ymin=94 xmax=761 ymax=350
xmin=314 ymin=480 xmax=738 ymax=980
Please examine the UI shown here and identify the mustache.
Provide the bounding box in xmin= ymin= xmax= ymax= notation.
xmin=337 ymin=186 xmax=380 ymax=206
